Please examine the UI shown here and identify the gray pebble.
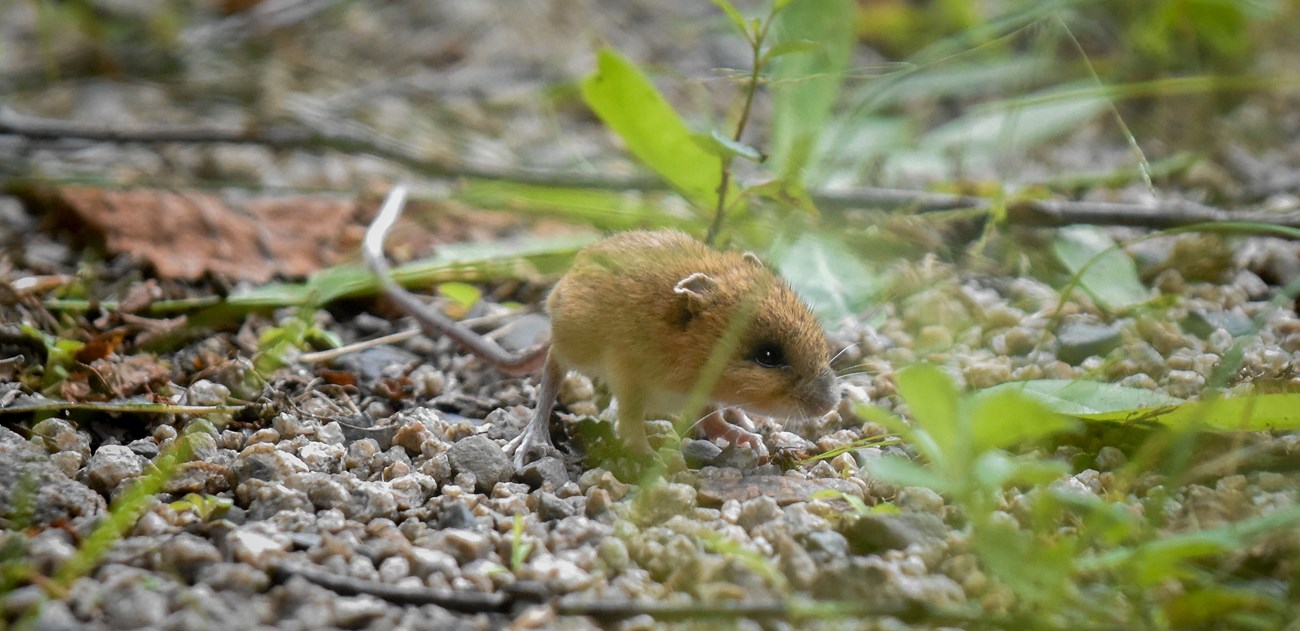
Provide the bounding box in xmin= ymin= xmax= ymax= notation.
xmin=186 ymin=379 xmax=231 ymax=406
xmin=519 ymin=456 xmax=569 ymax=490
xmin=1056 ymin=320 xmax=1123 ymax=365
xmin=537 ymin=491 xmax=578 ymax=521
xmin=83 ymin=444 xmax=147 ymax=496
xmin=680 ymin=438 xmax=722 ymax=468
xmin=447 ymin=434 xmax=511 ymax=494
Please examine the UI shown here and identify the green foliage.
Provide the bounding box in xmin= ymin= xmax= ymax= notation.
xmin=1052 ymin=225 xmax=1149 ymax=312
xmin=771 ymin=231 xmax=883 ymax=325
xmin=510 ymin=512 xmax=533 ymax=572
xmin=54 ymin=424 xmax=196 ymax=586
xmin=982 ymin=380 xmax=1300 ymax=432
xmin=21 ymin=324 xmax=85 ymax=391
xmin=580 ymin=48 xmax=727 ymax=212
xmin=767 ymin=0 xmax=854 ymax=182
xmin=167 ymin=493 xmax=233 ymax=522
xmin=252 ymin=310 xmax=338 ymax=375
xmin=865 ymin=366 xmax=1300 ymax=625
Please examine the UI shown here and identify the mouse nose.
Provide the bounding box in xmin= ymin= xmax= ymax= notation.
xmin=804 ymin=369 xmax=839 ymax=417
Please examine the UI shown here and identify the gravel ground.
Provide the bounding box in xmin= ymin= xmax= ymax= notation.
xmin=3 ymin=2 xmax=1300 ymax=630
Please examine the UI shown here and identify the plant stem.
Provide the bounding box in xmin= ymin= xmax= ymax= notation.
xmin=706 ymin=12 xmax=773 ymax=245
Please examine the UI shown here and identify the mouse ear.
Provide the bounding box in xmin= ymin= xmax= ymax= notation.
xmin=742 ymin=252 xmax=764 ymax=268
xmin=674 ymin=272 xmax=718 ymax=314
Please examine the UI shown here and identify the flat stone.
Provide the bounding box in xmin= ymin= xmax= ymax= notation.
xmin=447 ymin=434 xmax=510 ymax=494
xmin=1056 ymin=321 xmax=1123 ymax=365
xmin=697 ymin=475 xmax=863 ymax=507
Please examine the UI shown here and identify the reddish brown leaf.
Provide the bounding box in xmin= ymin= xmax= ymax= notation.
xmin=53 ymin=187 xmax=366 ymax=282
xmin=75 ymin=329 xmax=126 ymax=363
xmin=318 ymin=369 xmax=358 ymax=387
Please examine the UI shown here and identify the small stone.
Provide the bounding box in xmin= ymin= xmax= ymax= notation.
xmin=343 ymin=481 xmax=399 ymax=521
xmin=736 ymin=496 xmax=781 ymax=531
xmin=162 ymin=461 xmax=232 ymax=494
xmin=186 ymin=379 xmax=231 ymax=406
xmin=842 ymin=512 xmax=949 ymax=555
xmin=195 ymin=562 xmax=271 ymax=593
xmin=30 ymin=418 xmax=90 ymax=459
xmin=1094 ymin=446 xmax=1127 ymax=471
xmin=447 ymin=434 xmax=511 ymax=494
xmin=896 ymin=486 xmax=945 ymax=515
xmin=317 ymin=421 xmax=345 ymax=445
xmin=519 ymin=456 xmax=569 ymax=490
xmin=161 ymin=533 xmax=221 ymax=581
xmin=537 ymin=492 xmax=577 ymax=521
xmin=437 ymin=501 xmax=478 ymax=530
xmin=226 ymin=525 xmax=291 ymax=568
xmin=633 ymin=482 xmax=696 ymax=525
xmin=1056 ymin=321 xmax=1123 ymax=365
xmin=680 ymin=439 xmax=722 ymax=468
xmin=101 ymin=576 xmax=168 ymax=628
xmin=393 ymin=419 xmax=435 ymax=455
xmin=378 ymin=555 xmax=411 ymax=583
xmin=299 ymin=441 xmax=346 ymax=473
xmin=272 ymin=412 xmax=315 ymax=438
xmin=438 ymin=529 xmax=491 ymax=564
xmin=83 ymin=445 xmax=147 ymax=496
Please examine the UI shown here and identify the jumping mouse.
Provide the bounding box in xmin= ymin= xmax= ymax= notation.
xmin=364 ymin=186 xmax=839 ymax=467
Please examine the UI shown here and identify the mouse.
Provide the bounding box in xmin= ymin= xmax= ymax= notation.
xmin=506 ymin=229 xmax=839 ymax=466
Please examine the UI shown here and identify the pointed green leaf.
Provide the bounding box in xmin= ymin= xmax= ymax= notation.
xmin=581 ymin=48 xmax=725 ymax=211
xmin=867 ymin=455 xmax=955 ymax=494
xmin=693 ymin=129 xmax=765 ymax=163
xmin=1053 ymin=225 xmax=1150 ymax=312
xmin=761 ymin=39 xmax=820 ymax=64
xmin=768 ymin=0 xmax=854 ymax=180
xmin=967 ymin=387 xmax=1078 ymax=452
xmin=894 ymin=364 xmax=961 ymax=458
xmin=709 ymin=0 xmax=749 ymax=39
xmin=772 ymin=232 xmax=881 ymax=324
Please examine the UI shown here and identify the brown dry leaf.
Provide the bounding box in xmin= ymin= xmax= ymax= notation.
xmin=53 ymin=187 xmax=366 ymax=282
xmin=89 ymin=354 xmax=171 ymax=398
xmin=75 ymin=329 xmax=127 ymax=363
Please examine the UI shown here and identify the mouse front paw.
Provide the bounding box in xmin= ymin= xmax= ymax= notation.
xmin=697 ymin=408 xmax=769 ymax=458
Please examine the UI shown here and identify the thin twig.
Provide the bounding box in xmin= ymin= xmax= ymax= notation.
xmin=268 ymin=562 xmax=517 ymax=613
xmin=0 ymin=108 xmax=660 ymax=191
xmin=7 ymin=110 xmax=1300 ymax=234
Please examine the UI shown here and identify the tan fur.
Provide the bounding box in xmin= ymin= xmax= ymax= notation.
xmin=546 ymin=230 xmax=837 ymax=432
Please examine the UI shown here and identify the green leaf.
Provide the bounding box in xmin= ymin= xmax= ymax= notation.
xmin=772 ymin=232 xmax=881 ymax=324
xmin=967 ymin=387 xmax=1078 ymax=452
xmin=581 ymin=48 xmax=725 ymax=210
xmin=867 ymin=455 xmax=955 ymax=494
xmin=978 ymin=379 xmax=1183 ymax=417
xmin=894 ymin=364 xmax=961 ymax=458
xmin=437 ymin=282 xmax=482 ymax=312
xmin=978 ymin=381 xmax=1300 ymax=432
xmin=973 ymin=451 xmax=1069 ymax=489
xmin=1052 ymin=225 xmax=1150 ymax=311
xmin=693 ymin=129 xmax=765 ymax=163
xmin=709 ymin=0 xmax=748 ymax=38
xmin=922 ymin=85 xmax=1110 ymax=155
xmin=456 ymin=181 xmax=690 ymax=230
xmin=767 ymin=0 xmax=854 ymax=181
xmin=761 ymin=39 xmax=820 ymax=64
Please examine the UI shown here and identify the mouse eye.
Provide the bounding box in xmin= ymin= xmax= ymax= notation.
xmin=748 ymin=342 xmax=788 ymax=369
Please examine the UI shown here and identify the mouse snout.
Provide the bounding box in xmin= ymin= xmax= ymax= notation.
xmin=801 ymin=369 xmax=839 ymax=418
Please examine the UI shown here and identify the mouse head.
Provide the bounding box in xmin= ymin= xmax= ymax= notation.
xmin=672 ymin=252 xmax=838 ymax=421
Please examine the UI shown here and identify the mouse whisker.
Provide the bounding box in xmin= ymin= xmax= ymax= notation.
xmin=830 ymin=343 xmax=858 ymax=365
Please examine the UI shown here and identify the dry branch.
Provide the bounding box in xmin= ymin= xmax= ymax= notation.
xmin=6 ymin=109 xmax=1300 ymax=234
